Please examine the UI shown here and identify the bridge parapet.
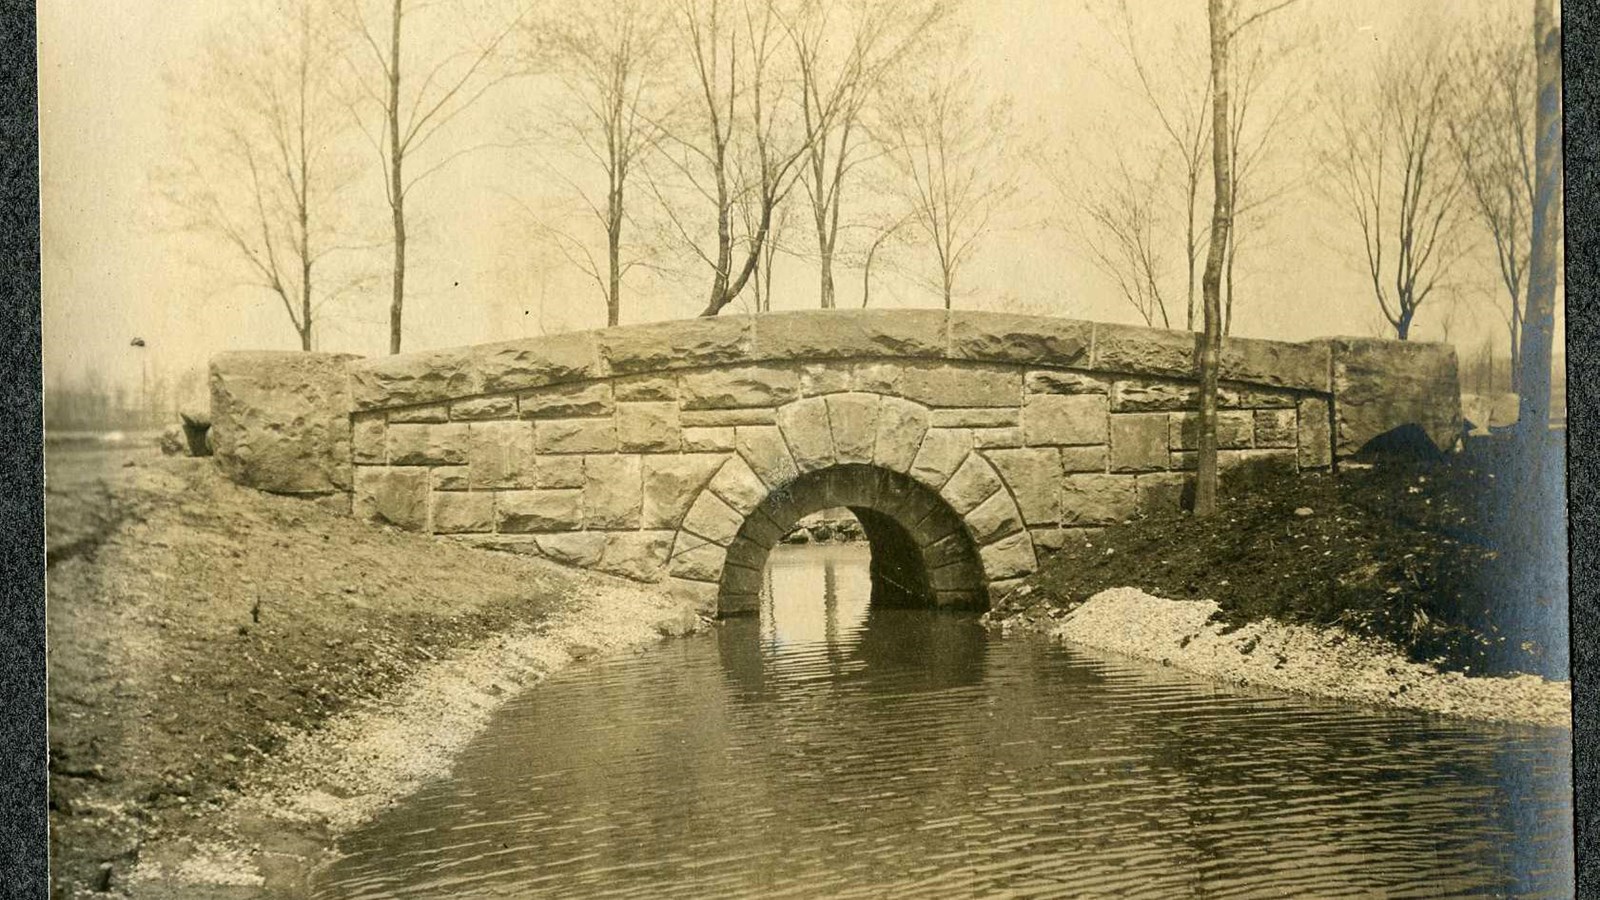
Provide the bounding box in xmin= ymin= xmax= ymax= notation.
xmin=211 ymin=311 xmax=1459 ymax=616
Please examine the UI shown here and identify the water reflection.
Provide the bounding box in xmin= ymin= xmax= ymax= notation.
xmin=315 ymin=546 xmax=1573 ymax=900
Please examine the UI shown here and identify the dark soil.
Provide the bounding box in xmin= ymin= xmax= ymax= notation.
xmin=46 ymin=447 xmax=598 ymax=898
xmin=1007 ymin=438 xmax=1569 ymax=681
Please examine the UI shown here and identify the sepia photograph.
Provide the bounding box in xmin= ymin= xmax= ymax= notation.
xmin=40 ymin=0 xmax=1572 ymax=896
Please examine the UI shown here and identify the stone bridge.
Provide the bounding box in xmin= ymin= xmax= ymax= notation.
xmin=209 ymin=310 xmax=1461 ymax=616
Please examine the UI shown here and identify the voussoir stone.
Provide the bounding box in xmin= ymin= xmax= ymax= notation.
xmin=826 ymin=393 xmax=881 ymax=465
xmin=978 ymin=531 xmax=1037 ymax=581
xmin=777 ymin=397 xmax=837 ymax=473
xmin=642 ymin=455 xmax=724 ymax=529
xmin=681 ymin=490 xmax=746 ymax=546
xmin=873 ymin=397 xmax=930 ymax=473
xmin=940 ymin=453 xmax=1003 ymax=515
xmin=949 ymin=312 xmax=1092 ymax=365
xmin=668 ymin=539 xmax=728 ymax=583
xmin=734 ymin=426 xmax=800 ymax=488
xmin=707 ymin=454 xmax=770 ymax=516
xmin=909 ymin=428 xmax=972 ymax=490
xmin=210 ymin=351 xmax=360 ymax=493
xmin=965 ymin=491 xmax=1025 ymax=544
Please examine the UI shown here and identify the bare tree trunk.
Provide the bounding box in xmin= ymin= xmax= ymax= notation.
xmin=387 ymin=0 xmax=406 ymax=355
xmin=607 ymin=183 xmax=622 ymax=326
xmin=1517 ymin=0 xmax=1561 ymax=446
xmin=1196 ymin=0 xmax=1233 ymax=518
xmin=1223 ymin=234 xmax=1236 ymax=335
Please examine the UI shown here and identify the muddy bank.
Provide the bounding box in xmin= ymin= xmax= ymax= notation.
xmin=45 ymin=446 xmax=700 ymax=898
xmin=1018 ymin=587 xmax=1569 ymax=729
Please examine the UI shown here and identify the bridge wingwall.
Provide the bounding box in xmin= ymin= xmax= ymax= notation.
xmin=209 ymin=311 xmax=1459 ymax=611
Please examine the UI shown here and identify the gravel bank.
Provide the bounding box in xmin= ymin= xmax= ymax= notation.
xmin=1049 ymin=587 xmax=1570 ymax=729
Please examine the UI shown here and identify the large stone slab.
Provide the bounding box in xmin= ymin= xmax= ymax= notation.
xmin=348 ymin=348 xmax=483 ymax=410
xmin=751 ymin=309 xmax=948 ymax=359
xmin=467 ymin=420 xmax=536 ymax=489
xmin=583 ymin=455 xmax=643 ymax=528
xmin=1022 ymin=393 xmax=1108 ymax=446
xmin=352 ymin=466 xmax=428 ymax=529
xmin=642 ymin=455 xmax=724 ymax=528
xmin=1109 ymin=413 xmax=1170 ymax=472
xmin=1220 ymin=336 xmax=1331 ymax=393
xmin=985 ymin=448 xmax=1062 ymax=524
xmin=1060 ymin=474 xmax=1137 ymax=525
xmin=949 ymin=312 xmax=1092 ymax=365
xmin=872 ymin=397 xmax=930 ymax=473
xmin=1330 ymin=338 xmax=1461 ymax=456
xmin=826 ymin=393 xmax=880 ymax=465
xmin=496 ymin=489 xmax=583 ymax=532
xmin=895 ymin=363 xmax=1023 ymax=408
xmin=776 ymin=397 xmax=837 ymax=473
xmin=680 ymin=366 xmax=801 ymax=409
xmin=472 ymin=331 xmax=602 ymax=394
xmin=598 ymin=316 xmax=754 ymax=375
xmin=210 ymin=351 xmax=360 ymax=494
xmin=1091 ymin=323 xmax=1197 ymax=378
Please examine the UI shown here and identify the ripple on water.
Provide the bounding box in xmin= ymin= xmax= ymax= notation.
xmin=315 ymin=545 xmax=1572 ymax=899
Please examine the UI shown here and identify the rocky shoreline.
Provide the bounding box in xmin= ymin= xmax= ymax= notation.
xmin=1004 ymin=587 xmax=1570 ymax=730
xmin=124 ymin=577 xmax=703 ymax=898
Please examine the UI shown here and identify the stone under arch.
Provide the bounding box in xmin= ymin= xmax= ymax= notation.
xmin=664 ymin=391 xmax=1039 ymax=617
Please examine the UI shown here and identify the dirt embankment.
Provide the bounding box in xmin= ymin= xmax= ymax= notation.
xmin=47 ymin=447 xmax=700 ymax=899
xmin=988 ymin=451 xmax=1570 ymax=727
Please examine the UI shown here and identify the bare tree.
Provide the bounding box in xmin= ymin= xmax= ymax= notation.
xmin=1516 ymin=0 xmax=1561 ymax=448
xmin=1451 ymin=18 xmax=1537 ymax=391
xmin=522 ymin=0 xmax=672 ymax=326
xmin=1077 ymin=158 xmax=1172 ymax=328
xmin=857 ymin=210 xmax=915 ymax=307
xmin=789 ymin=0 xmax=951 ymax=308
xmin=160 ymin=0 xmax=366 ymax=351
xmin=650 ymin=0 xmax=830 ymax=317
xmin=884 ymin=64 xmax=1015 ymax=309
xmin=341 ymin=0 xmax=523 ymax=353
xmin=1322 ymin=34 xmax=1468 ymax=341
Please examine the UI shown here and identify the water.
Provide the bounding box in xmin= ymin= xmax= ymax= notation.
xmin=316 ymin=544 xmax=1573 ymax=899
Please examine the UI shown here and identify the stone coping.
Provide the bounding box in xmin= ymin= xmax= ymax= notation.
xmin=348 ymin=311 xmax=1353 ymax=412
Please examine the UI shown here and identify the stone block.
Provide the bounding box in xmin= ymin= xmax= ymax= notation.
xmin=642 ymin=455 xmax=723 ymax=529
xmin=352 ymin=413 xmax=385 ymax=464
xmin=752 ymin=308 xmax=948 ymax=360
xmin=353 ymin=467 xmax=428 ymax=530
xmin=389 ymin=403 xmax=450 ymax=424
xmin=668 ymin=538 xmax=728 ymax=583
xmin=519 ymin=381 xmax=614 ymax=419
xmin=534 ymin=532 xmax=608 ymax=568
xmin=1109 ymin=414 xmax=1170 ymax=472
xmin=680 ymin=366 xmax=800 ymax=410
xmin=965 ymin=491 xmax=1025 ymax=544
xmin=1136 ymin=472 xmax=1194 ymax=516
xmin=872 ymin=397 xmax=930 ymax=473
xmin=536 ymin=418 xmax=618 ymax=454
xmin=387 ymin=423 xmax=469 ymax=466
xmin=1223 ymin=385 xmax=1297 ymax=409
xmin=1060 ymin=445 xmax=1109 ymax=473
xmin=707 ymin=455 xmax=770 ymax=516
xmin=1022 ymin=393 xmax=1108 ymax=446
xmin=1297 ymin=397 xmax=1333 ymax=469
xmin=909 ymin=428 xmax=972 ymax=490
xmin=986 ymin=448 xmax=1062 ymax=525
xmin=930 ymin=408 xmax=1019 ymax=428
xmin=735 ymin=426 xmax=800 ymax=488
xmin=450 ymin=395 xmax=517 ymax=420
xmin=1219 ymin=336 xmax=1331 ymax=393
xmin=799 ymin=363 xmax=853 ymax=396
xmin=617 ymin=401 xmax=681 ymax=452
xmin=1330 ymin=338 xmax=1461 ymax=457
xmin=1092 ymin=323 xmax=1197 ymax=378
xmin=1169 ymin=411 xmax=1255 ymax=451
xmin=852 ymin=361 xmax=903 ymax=394
xmin=473 ymin=331 xmax=602 ymax=394
xmin=613 ymin=375 xmax=677 ymax=402
xmin=467 ymin=420 xmax=535 ymax=489
xmin=1030 ymin=527 xmax=1094 ymax=554
xmin=973 ymin=427 xmax=1024 ymax=448
xmin=210 ymin=351 xmax=359 ymax=493
xmin=600 ymin=317 xmax=754 ymax=375
xmin=684 ymin=426 xmax=736 ymax=452
xmin=979 ymin=531 xmax=1037 ymax=581
xmin=583 ymin=455 xmax=643 ymax=528
xmin=923 ymin=533 xmax=972 ymax=570
xmin=430 ymin=491 xmax=494 ymax=534
xmin=681 ymin=490 xmax=746 ymax=546
xmin=496 ymin=489 xmax=582 ymax=532
xmin=1112 ymin=379 xmax=1209 ymax=412
xmin=1060 ymin=474 xmax=1137 ymax=525
xmin=1025 ymin=370 xmax=1109 ymax=395
xmin=897 ymin=362 xmax=1023 ymax=407
xmin=681 ymin=409 xmax=777 ymax=427
xmin=1220 ymin=448 xmax=1298 ymax=479
xmin=949 ymin=312 xmax=1092 ymax=365
xmin=535 ymin=454 xmax=587 ymax=489
xmin=595 ymin=531 xmax=673 ymax=581
xmin=349 ymin=347 xmax=483 ymax=410
xmin=776 ymin=397 xmax=837 ymax=473
xmin=432 ymin=466 xmax=470 ymax=491
xmin=940 ymin=453 xmax=1003 ymax=515
xmin=1253 ymin=408 xmax=1298 ymax=448
xmin=827 ymin=393 xmax=880 ymax=465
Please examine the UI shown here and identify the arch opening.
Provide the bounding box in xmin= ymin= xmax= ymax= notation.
xmin=716 ymin=464 xmax=986 ymax=617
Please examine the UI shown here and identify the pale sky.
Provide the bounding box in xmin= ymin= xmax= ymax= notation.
xmin=39 ymin=0 xmax=1559 ymax=400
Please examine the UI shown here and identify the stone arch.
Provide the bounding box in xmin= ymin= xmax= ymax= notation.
xmin=664 ymin=391 xmax=1038 ymax=617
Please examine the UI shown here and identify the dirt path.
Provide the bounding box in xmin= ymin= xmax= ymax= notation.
xmin=46 ymin=447 xmax=700 ymax=898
